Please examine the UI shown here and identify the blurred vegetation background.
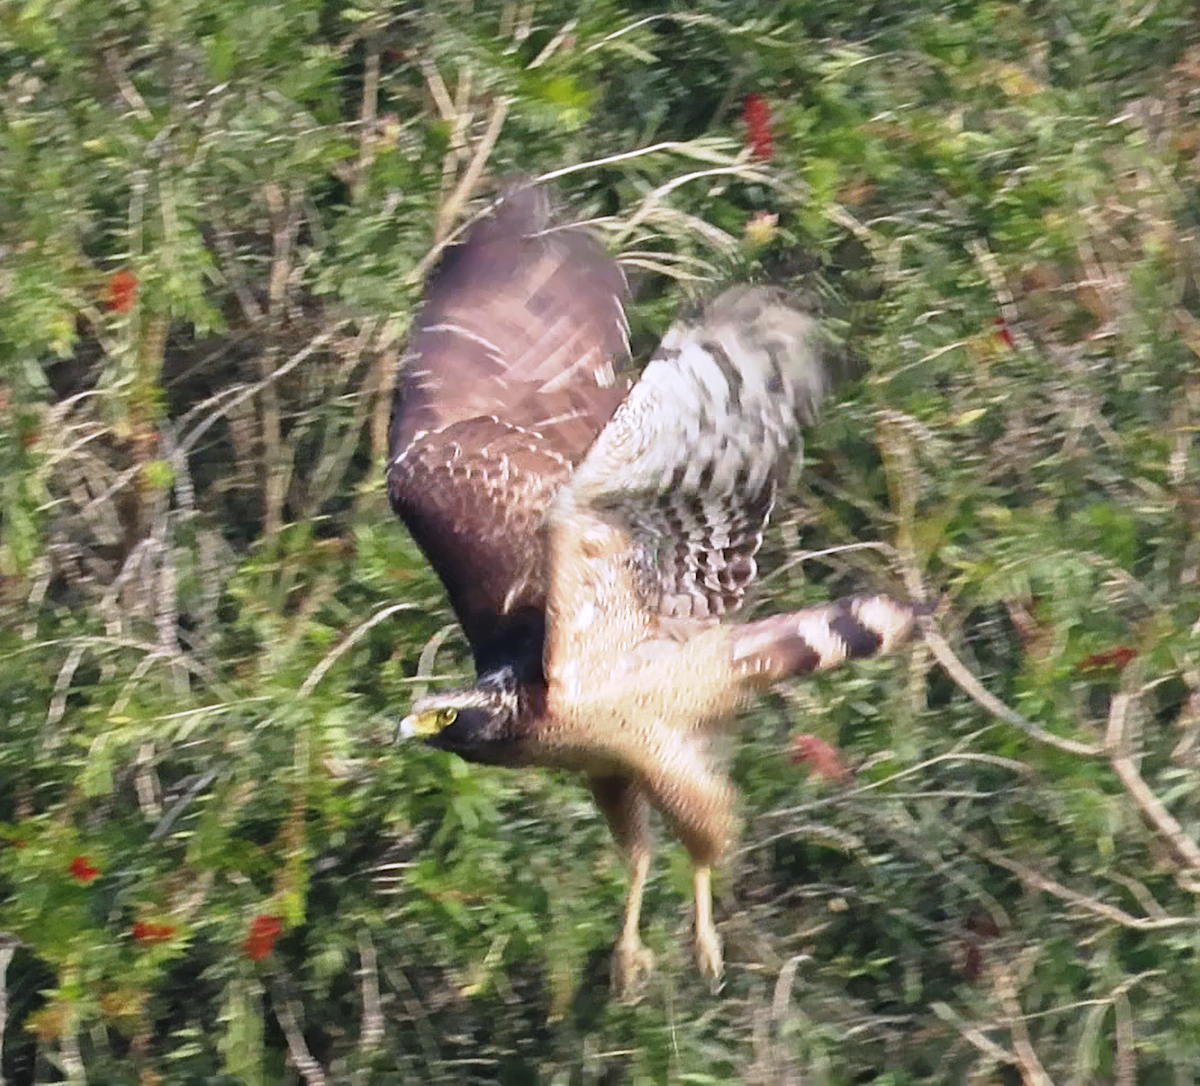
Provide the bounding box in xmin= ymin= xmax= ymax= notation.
xmin=3 ymin=0 xmax=1200 ymax=1082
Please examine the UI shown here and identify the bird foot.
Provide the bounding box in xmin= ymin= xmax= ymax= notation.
xmin=611 ymin=935 xmax=655 ymax=1002
xmin=694 ymin=922 xmax=724 ymax=990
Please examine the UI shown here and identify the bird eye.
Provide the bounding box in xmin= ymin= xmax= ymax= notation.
xmin=436 ymin=708 xmax=457 ymax=727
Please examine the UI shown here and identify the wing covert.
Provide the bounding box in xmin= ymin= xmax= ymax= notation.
xmin=388 ymin=187 xmax=630 ymax=672
xmin=557 ymin=287 xmax=826 ymax=624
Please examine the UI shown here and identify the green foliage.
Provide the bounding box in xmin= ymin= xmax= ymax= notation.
xmin=2 ymin=0 xmax=1200 ymax=1081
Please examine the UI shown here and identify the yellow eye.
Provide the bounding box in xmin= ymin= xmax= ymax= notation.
xmin=436 ymin=707 xmax=458 ymax=727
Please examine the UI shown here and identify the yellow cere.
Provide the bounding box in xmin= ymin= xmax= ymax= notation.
xmin=405 ymin=706 xmax=456 ymax=738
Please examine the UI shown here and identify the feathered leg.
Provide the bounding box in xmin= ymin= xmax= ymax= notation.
xmin=636 ymin=737 xmax=735 ymax=990
xmin=589 ymin=774 xmax=655 ymax=1000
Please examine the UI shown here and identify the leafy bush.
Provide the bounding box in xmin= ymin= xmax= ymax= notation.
xmin=2 ymin=1 xmax=1198 ymax=1082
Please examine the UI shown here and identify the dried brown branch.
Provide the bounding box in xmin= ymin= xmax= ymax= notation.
xmin=419 ymin=57 xmax=456 ymax=123
xmin=402 ymin=137 xmax=760 ymax=290
xmin=357 ymin=930 xmax=384 ymax=1057
xmin=1105 ymin=690 xmax=1200 ymax=871
xmin=924 ymin=629 xmax=1103 ymax=757
xmin=58 ymin=1025 xmax=85 ymax=1084
xmin=933 ymin=1001 xmax=1022 ymax=1073
xmin=0 ymin=937 xmax=14 ymax=1086
xmin=434 ymin=95 xmax=510 ymax=243
xmin=102 ymin=48 xmax=153 ymax=121
xmin=527 ymin=18 xmax=578 ymax=67
xmin=176 ymin=325 xmax=349 ymax=459
xmin=611 ymin=163 xmax=774 ymax=247
xmin=370 ymin=339 xmax=398 ymax=466
xmin=133 ymin=738 xmax=162 ymax=814
xmin=210 ymin=223 xmax=266 ymax=323
xmin=270 ymin=980 xmax=327 ymax=1086
xmin=352 ymin=36 xmax=381 ymax=203
xmin=992 ymin=958 xmax=1053 ymax=1086
xmin=257 ymin=180 xmax=305 ymax=540
xmin=966 ymin=836 xmax=1196 ymax=931
xmin=1113 ymin=992 xmax=1136 ymax=1086
xmin=14 ymin=635 xmax=220 ymax=689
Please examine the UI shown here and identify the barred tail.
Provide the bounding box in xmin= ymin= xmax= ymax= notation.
xmin=732 ymin=595 xmax=926 ymax=686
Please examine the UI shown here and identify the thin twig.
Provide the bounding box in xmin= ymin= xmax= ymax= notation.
xmin=527 ymin=18 xmax=578 ymax=67
xmin=177 ymin=325 xmax=350 ymax=459
xmin=611 ymin=164 xmax=774 ymax=246
xmin=103 ymin=48 xmax=153 ymax=120
xmin=434 ymin=96 xmax=509 ymax=243
xmin=352 ymin=36 xmax=381 ymax=203
xmin=992 ymin=960 xmax=1053 ymax=1086
xmin=8 ymin=635 xmax=220 ymax=688
xmin=404 ymin=138 xmax=756 ymax=288
xmin=1113 ymin=992 xmax=1136 ymax=1086
xmin=770 ymin=954 xmax=811 ymax=1024
xmin=270 ymin=981 xmax=327 ymax=1086
xmin=924 ymin=629 xmax=1102 ymax=757
xmin=1105 ymin=691 xmax=1200 ymax=870
xmin=259 ymin=180 xmax=302 ymax=540
xmin=418 ymin=57 xmax=456 ymax=122
xmin=357 ymin=930 xmax=384 ymax=1057
xmin=966 ymin=836 xmax=1197 ymax=931
xmin=45 ymin=643 xmax=88 ymax=733
xmin=933 ymin=1002 xmax=1020 ymax=1071
xmin=749 ymin=747 xmax=1029 ymax=848
xmin=133 ymin=741 xmax=162 ymax=820
xmin=59 ymin=1024 xmax=86 ymax=1084
xmin=149 ymin=770 xmax=218 ymax=841
xmin=0 ymin=938 xmax=14 ymax=1086
xmin=297 ymin=603 xmax=420 ymax=698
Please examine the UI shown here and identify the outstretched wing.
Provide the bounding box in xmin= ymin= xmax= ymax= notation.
xmin=544 ymin=287 xmax=826 ymax=684
xmin=388 ymin=187 xmax=630 ymax=675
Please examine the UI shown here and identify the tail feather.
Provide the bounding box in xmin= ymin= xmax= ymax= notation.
xmin=732 ymin=595 xmax=926 ymax=686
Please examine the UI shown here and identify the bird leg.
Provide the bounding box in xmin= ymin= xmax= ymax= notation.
xmin=612 ymin=846 xmax=654 ymax=999
xmin=692 ymin=864 xmax=723 ymax=986
xmin=635 ymin=738 xmax=734 ymax=990
xmin=588 ymin=774 xmax=656 ymax=1000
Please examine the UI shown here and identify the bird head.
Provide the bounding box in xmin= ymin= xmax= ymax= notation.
xmin=396 ymin=669 xmax=521 ymax=763
xmin=397 ymin=688 xmax=494 ymax=740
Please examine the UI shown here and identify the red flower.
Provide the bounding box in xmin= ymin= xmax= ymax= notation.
xmin=742 ymin=94 xmax=774 ymax=161
xmin=791 ymin=734 xmax=850 ymax=783
xmin=132 ymin=920 xmax=177 ymax=944
xmin=1076 ymin=646 xmax=1138 ymax=674
xmin=68 ymin=855 xmax=99 ymax=884
xmin=105 ymin=269 xmax=138 ymax=313
xmin=242 ymin=914 xmax=282 ymax=961
xmin=992 ymin=316 xmax=1015 ymax=349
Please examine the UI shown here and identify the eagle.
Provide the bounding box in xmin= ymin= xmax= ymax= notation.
xmin=388 ymin=186 xmax=922 ymax=997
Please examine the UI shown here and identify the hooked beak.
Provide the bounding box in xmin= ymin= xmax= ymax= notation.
xmin=394 ymin=709 xmax=442 ymax=743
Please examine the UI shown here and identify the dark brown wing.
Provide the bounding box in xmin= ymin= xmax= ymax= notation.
xmin=387 ymin=187 xmax=630 ymax=675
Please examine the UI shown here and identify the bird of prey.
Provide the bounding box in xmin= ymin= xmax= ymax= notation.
xmin=388 ymin=186 xmax=923 ymax=997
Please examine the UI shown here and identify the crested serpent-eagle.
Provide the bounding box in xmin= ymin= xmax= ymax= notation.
xmin=387 ymin=186 xmax=923 ymax=997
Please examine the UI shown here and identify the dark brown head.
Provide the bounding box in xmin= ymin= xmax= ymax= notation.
xmin=397 ymin=668 xmax=522 ymax=765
